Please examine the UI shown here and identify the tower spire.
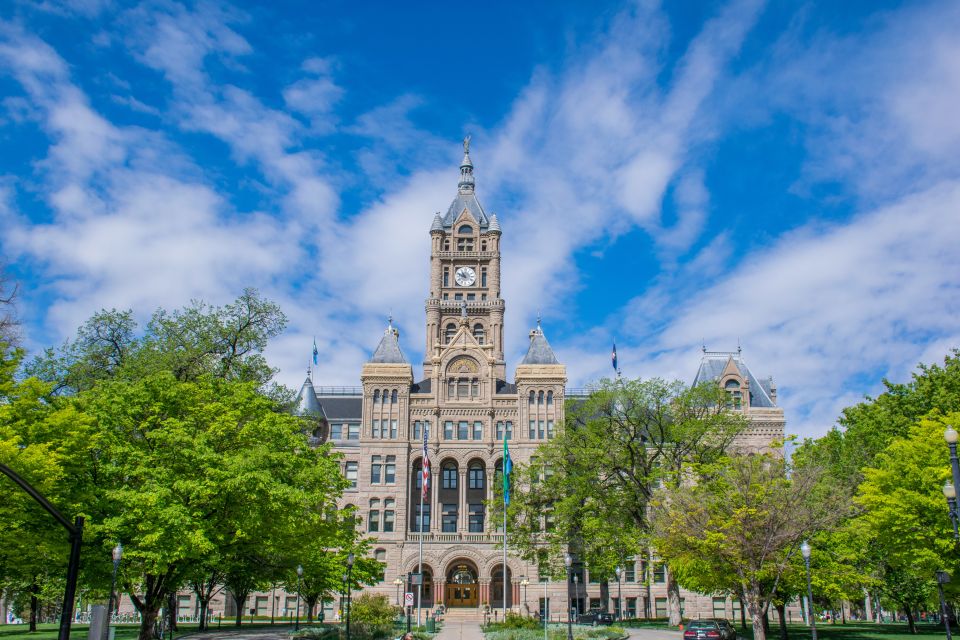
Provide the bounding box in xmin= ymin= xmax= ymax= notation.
xmin=458 ymin=134 xmax=475 ymax=194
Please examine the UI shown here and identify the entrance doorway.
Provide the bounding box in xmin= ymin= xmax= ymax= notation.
xmin=445 ymin=563 xmax=479 ymax=608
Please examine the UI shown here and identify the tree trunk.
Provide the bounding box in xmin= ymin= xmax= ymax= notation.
xmin=232 ymin=590 xmax=249 ymax=627
xmin=904 ymin=607 xmax=916 ymax=634
xmin=763 ymin=608 xmax=770 ymax=635
xmin=600 ymin=580 xmax=609 ymax=613
xmin=138 ymin=606 xmax=161 ymax=640
xmin=29 ymin=582 xmax=39 ymax=632
xmin=748 ymin=604 xmax=767 ymax=640
xmin=864 ymin=592 xmax=873 ymax=623
xmin=305 ymin=596 xmax=319 ymax=624
xmin=666 ymin=567 xmax=682 ymax=626
xmin=129 ymin=572 xmax=173 ymax=640
xmin=841 ymin=601 xmax=847 ymax=624
xmin=739 ymin=591 xmax=748 ymax=630
xmin=776 ymin=603 xmax=788 ymax=640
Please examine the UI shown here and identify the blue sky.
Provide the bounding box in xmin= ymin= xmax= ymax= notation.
xmin=2 ymin=0 xmax=959 ymax=439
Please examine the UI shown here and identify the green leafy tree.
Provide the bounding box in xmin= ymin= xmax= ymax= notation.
xmin=650 ymin=454 xmax=847 ymax=640
xmin=499 ymin=378 xmax=747 ymax=625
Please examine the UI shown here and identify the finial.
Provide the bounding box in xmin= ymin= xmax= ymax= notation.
xmin=388 ymin=314 xmax=393 ymax=330
xmin=702 ymin=339 xmax=707 ymax=353
xmin=463 ymin=134 xmax=471 ymax=154
xmin=737 ymin=338 xmax=742 ymax=355
xmin=536 ymin=310 xmax=542 ymax=332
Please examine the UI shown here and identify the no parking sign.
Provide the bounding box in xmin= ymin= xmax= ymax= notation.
xmin=404 ymin=592 xmax=414 ymax=607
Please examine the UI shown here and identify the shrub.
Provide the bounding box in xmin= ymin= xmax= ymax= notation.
xmin=350 ymin=593 xmax=400 ymax=639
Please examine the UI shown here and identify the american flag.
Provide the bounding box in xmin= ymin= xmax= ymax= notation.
xmin=421 ymin=424 xmax=430 ymax=501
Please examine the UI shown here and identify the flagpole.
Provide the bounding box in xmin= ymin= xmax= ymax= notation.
xmin=503 ymin=432 xmax=508 ymax=621
xmin=417 ymin=487 xmax=424 ymax=628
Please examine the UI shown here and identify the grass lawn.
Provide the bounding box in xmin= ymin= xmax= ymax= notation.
xmin=0 ymin=621 xmax=300 ymax=640
xmin=730 ymin=623 xmax=947 ymax=640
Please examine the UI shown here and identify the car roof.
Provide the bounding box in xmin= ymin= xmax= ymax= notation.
xmin=688 ymin=621 xmax=719 ymax=627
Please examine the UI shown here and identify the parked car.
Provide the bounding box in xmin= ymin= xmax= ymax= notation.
xmin=683 ymin=619 xmax=736 ymax=640
xmin=577 ymin=610 xmax=615 ymax=626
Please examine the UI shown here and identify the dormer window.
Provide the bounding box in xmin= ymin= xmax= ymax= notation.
xmin=725 ymin=379 xmax=742 ymax=410
xmin=445 ymin=323 xmax=456 ymax=344
xmin=458 ymin=224 xmax=473 ymax=234
xmin=473 ymin=323 xmax=485 ymax=345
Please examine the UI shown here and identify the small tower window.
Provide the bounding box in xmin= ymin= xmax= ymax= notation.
xmin=373 ymin=389 xmax=380 ymax=404
xmin=529 ymin=391 xmax=535 ymax=405
xmin=445 ymin=323 xmax=456 ymax=344
xmin=443 ymin=268 xmax=449 ymax=287
xmin=473 ymin=323 xmax=485 ymax=345
xmin=457 ymin=237 xmax=474 ymax=251
xmin=458 ymin=224 xmax=473 ymax=234
xmin=391 ymin=389 xmax=398 ymax=404
xmin=724 ymin=379 xmax=742 ymax=410
xmin=444 ymin=240 xmax=450 ymax=251
xmin=547 ymin=390 xmax=553 ymax=406
xmin=481 ymin=268 xmax=487 ymax=287
xmin=481 ymin=241 xmax=487 ymax=251
xmin=538 ymin=390 xmax=544 ymax=405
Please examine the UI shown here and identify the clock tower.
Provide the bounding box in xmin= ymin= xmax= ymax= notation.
xmin=423 ymin=137 xmax=506 ymax=380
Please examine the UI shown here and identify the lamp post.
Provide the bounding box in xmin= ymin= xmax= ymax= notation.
xmin=565 ymin=554 xmax=573 ymax=640
xmin=945 ymin=426 xmax=960 ymax=540
xmin=346 ymin=553 xmax=355 ymax=640
xmin=936 ymin=571 xmax=952 ymax=640
xmin=521 ymin=578 xmax=530 ymax=615
xmin=295 ymin=565 xmax=303 ymax=631
xmin=801 ymin=542 xmax=817 ymax=640
xmin=614 ymin=567 xmax=622 ymax=621
xmin=394 ymin=578 xmax=404 ymax=606
xmin=573 ymin=575 xmax=579 ymax=623
xmin=944 ymin=482 xmax=960 ymax=540
xmin=105 ymin=543 xmax=122 ymax=640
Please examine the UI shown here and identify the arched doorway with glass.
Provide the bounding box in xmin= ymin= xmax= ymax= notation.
xmin=490 ymin=564 xmax=513 ymax=608
xmin=445 ymin=561 xmax=480 ymax=607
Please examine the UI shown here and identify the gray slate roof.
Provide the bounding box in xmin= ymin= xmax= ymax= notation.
xmin=294 ymin=374 xmax=324 ymax=416
xmin=370 ymin=323 xmax=407 ymax=364
xmin=443 ymin=191 xmax=489 ymax=229
xmin=692 ymin=351 xmax=776 ymax=408
xmin=411 ymin=378 xmax=432 ymax=394
xmin=520 ymin=324 xmax=560 ymax=365
xmin=316 ymin=395 xmax=363 ymax=421
xmin=495 ymin=380 xmax=517 ymax=394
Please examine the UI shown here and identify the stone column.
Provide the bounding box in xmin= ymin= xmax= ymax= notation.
xmin=486 ymin=472 xmax=495 ymax=530
xmin=458 ymin=470 xmax=467 ymax=533
xmin=431 ymin=468 xmax=441 ymax=533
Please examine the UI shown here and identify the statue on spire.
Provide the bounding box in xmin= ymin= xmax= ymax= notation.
xmin=463 ymin=134 xmax=471 ymax=154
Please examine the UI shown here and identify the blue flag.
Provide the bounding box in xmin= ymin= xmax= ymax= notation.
xmin=503 ymin=434 xmax=513 ymax=505
xmin=611 ymin=341 xmax=618 ymax=372
xmin=312 ymin=338 xmax=319 ymax=366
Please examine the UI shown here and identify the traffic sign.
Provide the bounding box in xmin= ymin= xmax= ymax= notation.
xmin=404 ymin=592 xmax=414 ymax=607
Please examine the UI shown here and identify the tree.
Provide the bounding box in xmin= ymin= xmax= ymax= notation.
xmin=651 ymin=454 xmax=847 ymax=640
xmin=499 ymin=378 xmax=748 ymax=625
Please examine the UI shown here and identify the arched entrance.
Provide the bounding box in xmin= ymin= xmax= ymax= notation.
xmin=418 ymin=567 xmax=435 ymax=608
xmin=491 ymin=564 xmax=513 ymax=608
xmin=445 ymin=561 xmax=479 ymax=607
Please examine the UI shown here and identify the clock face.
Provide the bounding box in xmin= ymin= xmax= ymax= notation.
xmin=455 ymin=266 xmax=477 ymax=287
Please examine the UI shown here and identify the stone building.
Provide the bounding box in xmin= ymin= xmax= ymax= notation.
xmin=290 ymin=141 xmax=787 ymax=622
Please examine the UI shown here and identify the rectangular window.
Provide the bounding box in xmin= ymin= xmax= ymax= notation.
xmin=481 ymin=268 xmax=487 ymax=287
xmin=529 ymin=420 xmax=536 ymax=439
xmin=444 ymin=421 xmax=454 ymax=440
xmin=385 ymin=455 xmax=396 ymax=483
xmin=655 ymin=597 xmax=667 ymax=619
xmin=347 ymin=424 xmax=359 ymax=440
xmin=467 ymin=293 xmax=475 ymax=300
xmin=443 ymin=269 xmax=449 ymax=287
xmin=481 ymin=294 xmax=487 ymax=300
xmin=345 ymin=461 xmax=358 ymax=489
xmin=413 ymin=504 xmax=431 ymax=532
xmin=443 ymin=466 xmax=457 ymax=489
xmin=544 ymin=508 xmax=555 ymax=531
xmin=454 ymin=293 xmax=463 ymax=300
xmin=496 ymin=421 xmax=504 ymax=439
xmin=468 ymin=503 xmax=483 ymax=532
xmin=626 ymin=597 xmax=637 ymax=618
xmin=390 ymin=420 xmax=398 ymax=439
xmin=442 ymin=504 xmax=458 ymax=532
xmin=538 ymin=420 xmax=545 ymax=439
xmin=254 ymin=596 xmax=268 ymax=616
xmin=372 ymin=419 xmax=380 ymax=439
xmin=413 ymin=421 xmax=421 ymax=440
xmin=472 ymin=421 xmax=482 ymax=440
xmin=368 ymin=510 xmax=379 ymax=532
xmin=653 ymin=564 xmax=666 ymax=584
xmin=330 ymin=423 xmax=343 ymax=439
xmin=625 ymin=559 xmax=636 ymax=583
xmin=383 ymin=500 xmax=395 ymax=532
xmin=371 ymin=455 xmax=382 ymax=483
xmin=468 ymin=467 xmax=484 ymax=489
xmin=505 ymin=421 xmax=513 ymax=440
xmin=547 ymin=420 xmax=555 ymax=439
xmin=458 ymin=421 xmax=469 ymax=440
xmin=458 ymin=381 xmax=470 ymax=397
xmin=443 ymin=293 xmax=448 ymax=300
xmin=713 ymin=597 xmax=727 ymax=618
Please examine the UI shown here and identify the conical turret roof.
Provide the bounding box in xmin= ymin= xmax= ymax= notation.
xmin=295 ymin=370 xmax=324 ymax=416
xmin=521 ymin=319 xmax=560 ymax=365
xmin=369 ymin=318 xmax=407 ymax=364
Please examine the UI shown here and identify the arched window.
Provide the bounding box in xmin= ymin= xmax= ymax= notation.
xmin=442 ymin=463 xmax=458 ymax=489
xmin=529 ymin=391 xmax=535 ymax=405
xmin=725 ymin=379 xmax=742 ymax=410
xmin=373 ymin=389 xmax=380 ymax=404
xmin=445 ymin=323 xmax=456 ymax=344
xmin=546 ymin=390 xmax=553 ymax=406
xmin=473 ymin=323 xmax=485 ymax=345
xmin=458 ymin=224 xmax=473 ymax=234
xmin=391 ymin=389 xmax=398 ymax=404
xmin=538 ymin=390 xmax=544 ymax=405
xmin=382 ymin=389 xmax=389 ymax=403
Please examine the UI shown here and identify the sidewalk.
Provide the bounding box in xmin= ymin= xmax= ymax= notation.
xmin=435 ymin=620 xmax=485 ymax=640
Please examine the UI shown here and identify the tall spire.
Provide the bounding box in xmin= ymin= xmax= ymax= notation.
xmin=458 ymin=134 xmax=475 ymax=194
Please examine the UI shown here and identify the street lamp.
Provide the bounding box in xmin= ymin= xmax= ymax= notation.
xmin=394 ymin=578 xmax=404 ymax=606
xmin=614 ymin=567 xmax=622 ymax=621
xmin=565 ymin=554 xmax=574 ymax=640
xmin=945 ymin=426 xmax=960 ymax=540
xmin=800 ymin=542 xmax=817 ymax=640
xmin=936 ymin=571 xmax=953 ymax=640
xmin=521 ymin=578 xmax=530 ymax=615
xmin=295 ymin=565 xmax=303 ymax=631
xmin=572 ymin=575 xmax=579 ymax=623
xmin=105 ymin=543 xmax=122 ymax=640
xmin=346 ymin=553 xmax=355 ymax=640
xmin=944 ymin=482 xmax=959 ymax=539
